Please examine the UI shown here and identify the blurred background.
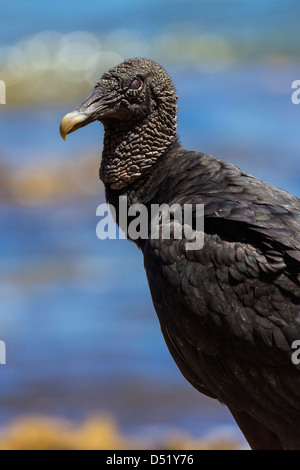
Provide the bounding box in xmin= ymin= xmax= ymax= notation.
xmin=0 ymin=0 xmax=299 ymax=450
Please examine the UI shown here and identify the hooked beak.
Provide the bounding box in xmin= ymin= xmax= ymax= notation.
xmin=59 ymin=112 xmax=89 ymax=141
xmin=59 ymin=89 xmax=105 ymax=141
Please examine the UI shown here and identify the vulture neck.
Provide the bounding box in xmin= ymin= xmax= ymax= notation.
xmin=104 ymin=137 xmax=183 ymax=249
xmin=100 ymin=99 xmax=178 ymax=191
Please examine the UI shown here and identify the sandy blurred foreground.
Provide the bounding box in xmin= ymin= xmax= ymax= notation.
xmin=0 ymin=414 xmax=241 ymax=450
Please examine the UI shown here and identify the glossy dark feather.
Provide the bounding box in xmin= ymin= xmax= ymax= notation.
xmin=142 ymin=146 xmax=300 ymax=449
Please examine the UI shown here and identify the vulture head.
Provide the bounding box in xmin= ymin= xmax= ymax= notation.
xmin=60 ymin=58 xmax=178 ymax=189
xmin=60 ymin=58 xmax=178 ymax=136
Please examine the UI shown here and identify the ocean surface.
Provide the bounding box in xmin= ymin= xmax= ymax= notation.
xmin=1 ymin=0 xmax=300 ymax=51
xmin=0 ymin=0 xmax=299 ymax=445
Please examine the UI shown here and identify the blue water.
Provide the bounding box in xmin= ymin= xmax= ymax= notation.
xmin=0 ymin=1 xmax=300 ymax=445
xmin=1 ymin=0 xmax=300 ymax=52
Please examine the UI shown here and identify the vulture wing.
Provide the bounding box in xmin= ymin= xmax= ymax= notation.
xmin=143 ymin=152 xmax=300 ymax=448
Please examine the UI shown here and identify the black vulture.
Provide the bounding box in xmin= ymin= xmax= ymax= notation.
xmin=60 ymin=58 xmax=300 ymax=450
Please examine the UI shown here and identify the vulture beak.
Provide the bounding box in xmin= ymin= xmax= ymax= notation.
xmin=60 ymin=88 xmax=105 ymax=140
xmin=59 ymin=111 xmax=89 ymax=141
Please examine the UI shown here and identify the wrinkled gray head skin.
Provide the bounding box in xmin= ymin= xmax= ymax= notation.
xmin=60 ymin=58 xmax=178 ymax=189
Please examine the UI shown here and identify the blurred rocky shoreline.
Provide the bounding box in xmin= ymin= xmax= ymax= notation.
xmin=0 ymin=152 xmax=103 ymax=204
xmin=0 ymin=414 xmax=243 ymax=450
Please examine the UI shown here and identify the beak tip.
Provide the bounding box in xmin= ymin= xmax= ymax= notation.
xmin=59 ymin=126 xmax=67 ymax=141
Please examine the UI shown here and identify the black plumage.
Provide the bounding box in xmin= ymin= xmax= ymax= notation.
xmin=60 ymin=58 xmax=300 ymax=450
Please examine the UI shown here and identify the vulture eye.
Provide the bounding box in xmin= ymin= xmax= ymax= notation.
xmin=129 ymin=78 xmax=142 ymax=90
